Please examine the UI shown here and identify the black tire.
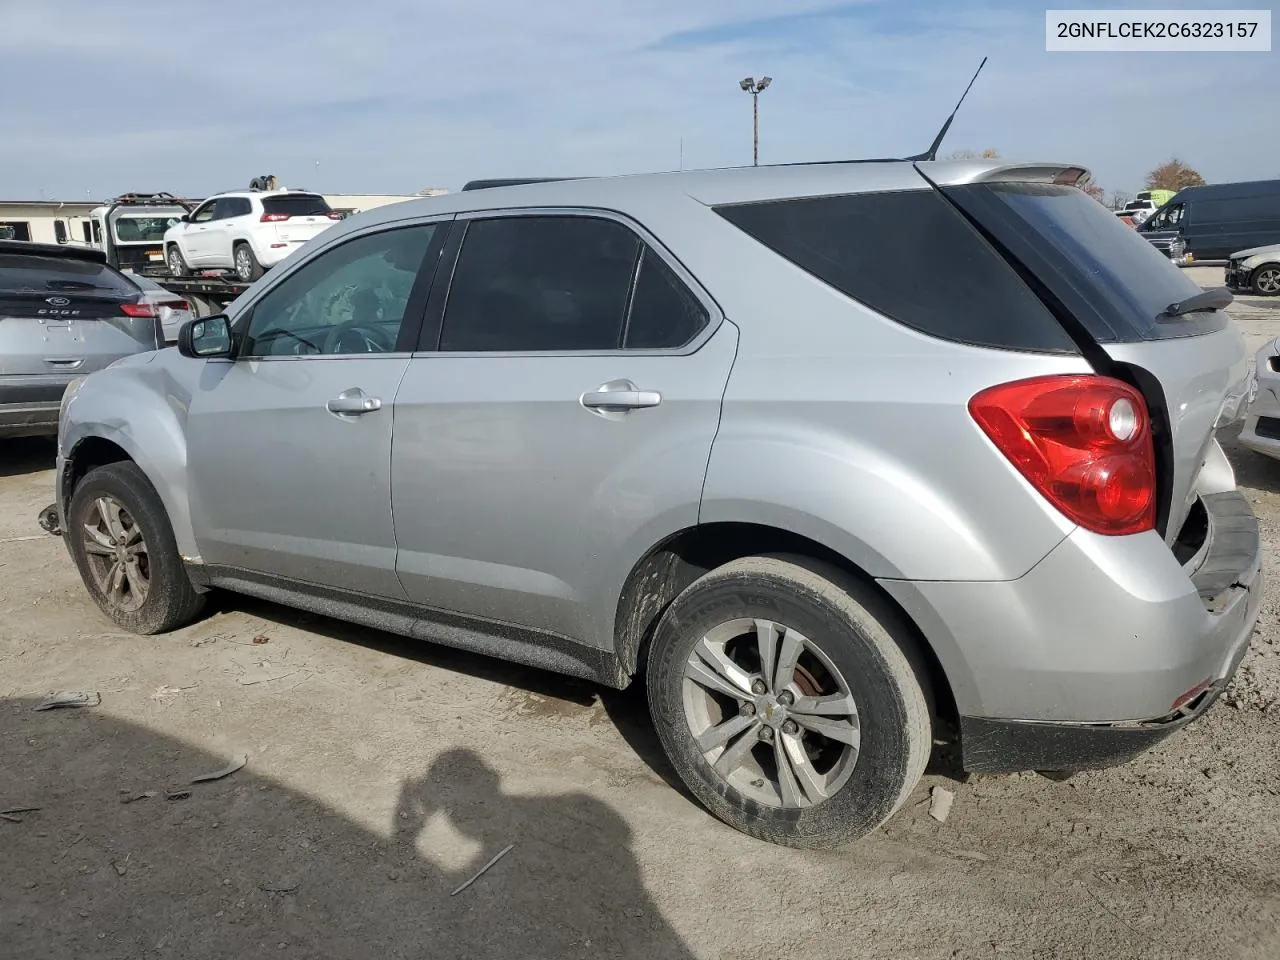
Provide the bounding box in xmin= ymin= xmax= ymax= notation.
xmin=67 ymin=462 xmax=205 ymax=635
xmin=1250 ymin=264 xmax=1280 ymax=297
xmin=166 ymin=244 xmax=189 ymax=278
xmin=646 ymin=555 xmax=931 ymax=849
xmin=234 ymin=243 xmax=264 ymax=282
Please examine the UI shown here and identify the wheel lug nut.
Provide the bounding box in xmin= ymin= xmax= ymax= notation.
xmin=741 ymin=702 xmax=755 ymax=716
xmin=778 ymin=691 xmax=794 ymax=706
xmin=751 ymin=680 xmax=767 ymax=695
xmin=782 ymin=720 xmax=799 ymax=736
xmin=758 ymin=726 xmax=774 ymax=742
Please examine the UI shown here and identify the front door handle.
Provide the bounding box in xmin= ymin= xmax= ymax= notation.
xmin=581 ymin=379 xmax=662 ymax=411
xmin=327 ymin=390 xmax=382 ymax=416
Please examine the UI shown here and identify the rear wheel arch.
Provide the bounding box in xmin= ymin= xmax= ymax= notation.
xmin=611 ymin=521 xmax=958 ymax=727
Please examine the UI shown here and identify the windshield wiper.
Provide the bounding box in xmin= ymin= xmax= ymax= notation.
xmin=1161 ymin=287 xmax=1233 ymax=318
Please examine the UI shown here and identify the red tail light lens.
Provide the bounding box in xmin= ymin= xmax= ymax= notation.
xmin=120 ymin=302 xmax=157 ymax=318
xmin=260 ymin=213 xmax=290 ymax=222
xmin=327 ymin=212 xmax=343 ymax=220
xmin=969 ymin=375 xmax=1156 ymax=536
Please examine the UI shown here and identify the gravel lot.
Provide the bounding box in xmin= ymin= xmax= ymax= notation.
xmin=2 ymin=266 xmax=1279 ymax=959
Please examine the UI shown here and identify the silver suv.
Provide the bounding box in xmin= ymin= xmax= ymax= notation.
xmin=1 ymin=241 xmax=175 ymax=439
xmin=54 ymin=160 xmax=1262 ymax=848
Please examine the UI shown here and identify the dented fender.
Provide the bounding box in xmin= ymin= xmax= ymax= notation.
xmin=57 ymin=351 xmax=202 ymax=561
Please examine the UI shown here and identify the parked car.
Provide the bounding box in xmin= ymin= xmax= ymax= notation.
xmin=0 ymin=241 xmax=172 ymax=438
xmin=1225 ymin=243 xmax=1280 ymax=296
xmin=55 ymin=160 xmax=1261 ymax=848
xmin=1239 ymin=338 xmax=1280 ymax=458
xmin=164 ymin=188 xmax=341 ymax=283
xmin=1137 ymin=179 xmax=1280 ymax=260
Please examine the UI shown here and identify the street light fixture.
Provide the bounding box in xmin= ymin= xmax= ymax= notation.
xmin=739 ymin=76 xmax=772 ymax=166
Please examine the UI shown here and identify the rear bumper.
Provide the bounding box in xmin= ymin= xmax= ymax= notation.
xmin=0 ymin=382 xmax=66 ymax=437
xmin=0 ymin=401 xmax=60 ymax=437
xmin=256 ymin=240 xmax=307 ymax=267
xmin=881 ymin=490 xmax=1262 ymax=771
xmin=958 ymin=667 xmax=1238 ymax=774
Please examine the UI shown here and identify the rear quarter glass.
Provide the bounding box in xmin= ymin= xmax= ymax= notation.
xmin=713 ymin=190 xmax=1078 ymax=354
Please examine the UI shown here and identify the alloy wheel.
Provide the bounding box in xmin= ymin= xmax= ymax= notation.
xmin=682 ymin=617 xmax=860 ymax=809
xmin=235 ymin=249 xmax=252 ymax=281
xmin=81 ymin=496 xmax=151 ymax=613
xmin=1257 ymin=267 xmax=1280 ymax=295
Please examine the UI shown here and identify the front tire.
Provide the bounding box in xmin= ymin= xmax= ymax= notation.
xmin=67 ymin=462 xmax=204 ymax=635
xmin=1251 ymin=264 xmax=1280 ymax=296
xmin=166 ymin=244 xmax=189 ymax=278
xmin=646 ymin=555 xmax=931 ymax=849
xmin=234 ymin=243 xmax=264 ymax=282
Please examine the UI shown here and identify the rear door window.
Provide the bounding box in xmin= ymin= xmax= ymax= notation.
xmin=438 ymin=216 xmax=640 ymax=352
xmin=261 ymin=194 xmax=332 ymax=218
xmin=715 ymin=190 xmax=1076 ymax=353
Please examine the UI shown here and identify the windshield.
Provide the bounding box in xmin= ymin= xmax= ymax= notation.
xmin=261 ymin=194 xmax=332 ymax=217
xmin=113 ymin=214 xmax=183 ymax=244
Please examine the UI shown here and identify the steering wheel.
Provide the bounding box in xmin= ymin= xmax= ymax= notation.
xmin=322 ymin=322 xmax=393 ymax=354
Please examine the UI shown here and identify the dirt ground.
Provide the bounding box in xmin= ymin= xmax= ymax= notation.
xmin=2 ymin=266 xmax=1279 ymax=960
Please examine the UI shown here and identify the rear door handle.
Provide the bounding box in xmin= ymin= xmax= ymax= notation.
xmin=581 ymin=380 xmax=662 ymax=411
xmin=326 ymin=390 xmax=382 ymax=416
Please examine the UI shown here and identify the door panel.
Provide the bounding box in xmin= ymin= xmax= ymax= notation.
xmin=183 ymin=202 xmax=217 ymax=265
xmin=185 ymin=221 xmax=443 ymax=596
xmin=187 ymin=357 xmax=410 ymax=596
xmin=390 ymin=322 xmax=738 ymax=645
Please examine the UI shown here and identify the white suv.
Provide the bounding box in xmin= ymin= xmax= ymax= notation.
xmin=164 ymin=189 xmax=340 ymax=282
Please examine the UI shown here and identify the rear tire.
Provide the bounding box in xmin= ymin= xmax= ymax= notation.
xmin=646 ymin=555 xmax=931 ymax=849
xmin=1251 ymin=264 xmax=1280 ymax=296
xmin=234 ymin=243 xmax=264 ymax=282
xmin=67 ymin=462 xmax=205 ymax=635
xmin=166 ymin=244 xmax=189 ymax=278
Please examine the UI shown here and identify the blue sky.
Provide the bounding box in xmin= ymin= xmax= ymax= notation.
xmin=0 ymin=0 xmax=1274 ymax=200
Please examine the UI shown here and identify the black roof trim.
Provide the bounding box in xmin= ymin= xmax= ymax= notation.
xmin=460 ymin=178 xmax=581 ymax=191
xmin=0 ymin=239 xmax=107 ymax=263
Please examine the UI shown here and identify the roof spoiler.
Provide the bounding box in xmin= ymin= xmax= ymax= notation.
xmin=0 ymin=239 xmax=107 ymax=263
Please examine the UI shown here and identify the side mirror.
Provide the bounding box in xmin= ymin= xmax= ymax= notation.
xmin=178 ymin=315 xmax=233 ymax=359
xmin=179 ymin=214 xmax=190 ymax=223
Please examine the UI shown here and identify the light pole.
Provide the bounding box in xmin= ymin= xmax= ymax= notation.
xmin=739 ymin=76 xmax=772 ymax=166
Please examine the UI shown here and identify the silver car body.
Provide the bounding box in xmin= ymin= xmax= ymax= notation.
xmin=56 ymin=159 xmax=1262 ymax=771
xmin=1 ymin=241 xmax=164 ymax=438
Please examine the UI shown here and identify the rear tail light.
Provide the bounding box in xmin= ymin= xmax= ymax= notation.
xmin=260 ymin=213 xmax=291 ymax=222
xmin=120 ymin=300 xmax=188 ymax=318
xmin=326 ymin=212 xmax=343 ymax=220
xmin=969 ymin=375 xmax=1156 ymax=536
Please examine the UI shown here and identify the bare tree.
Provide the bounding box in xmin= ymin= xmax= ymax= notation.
xmin=947 ymin=148 xmax=1001 ymax=160
xmin=1145 ymin=158 xmax=1206 ymax=191
xmin=1110 ymin=190 xmax=1133 ymax=211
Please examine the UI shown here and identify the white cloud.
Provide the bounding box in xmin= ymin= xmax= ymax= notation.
xmin=0 ymin=0 xmax=1274 ymax=199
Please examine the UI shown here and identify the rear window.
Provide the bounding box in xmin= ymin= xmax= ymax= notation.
xmin=714 ymin=190 xmax=1076 ymax=353
xmin=945 ymin=182 xmax=1217 ymax=342
xmin=0 ymin=254 xmax=136 ymax=294
xmin=261 ymin=194 xmax=332 ymax=217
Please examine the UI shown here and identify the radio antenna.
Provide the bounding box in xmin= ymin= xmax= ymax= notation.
xmin=906 ymin=57 xmax=988 ymax=162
